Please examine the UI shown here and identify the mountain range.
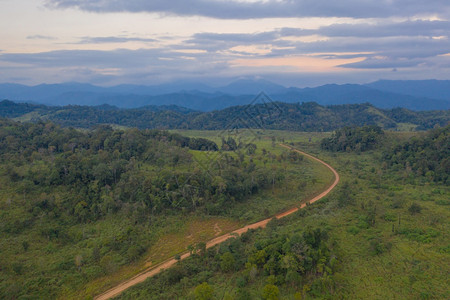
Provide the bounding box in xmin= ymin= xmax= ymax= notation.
xmin=0 ymin=79 xmax=449 ymax=111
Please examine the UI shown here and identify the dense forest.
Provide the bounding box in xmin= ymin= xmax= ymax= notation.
xmin=1 ymin=100 xmax=448 ymax=131
xmin=383 ymin=125 xmax=449 ymax=183
xmin=0 ymin=119 xmax=282 ymax=223
xmin=320 ymin=125 xmax=385 ymax=152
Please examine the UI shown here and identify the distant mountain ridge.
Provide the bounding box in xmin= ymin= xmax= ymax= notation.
xmin=365 ymin=80 xmax=450 ymax=101
xmin=0 ymin=79 xmax=449 ymax=111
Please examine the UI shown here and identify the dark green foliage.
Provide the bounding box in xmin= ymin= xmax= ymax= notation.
xmin=194 ymin=282 xmax=214 ymax=300
xmin=369 ymin=237 xmax=391 ymax=255
xmin=408 ymin=203 xmax=422 ymax=214
xmin=221 ymin=137 xmax=238 ymax=151
xmin=397 ymin=228 xmax=440 ymax=243
xmin=383 ymin=125 xmax=449 ymax=183
xmin=12 ymin=262 xmax=24 ymax=275
xmin=337 ymin=182 xmax=355 ymax=207
xmin=321 ymin=125 xmax=384 ymax=152
xmin=188 ymin=137 xmax=219 ymax=151
xmin=22 ymin=241 xmax=29 ymax=251
xmin=0 ymin=100 xmax=46 ymax=117
xmin=236 ymin=288 xmax=252 ymax=300
xmin=262 ymin=284 xmax=280 ymax=299
xmin=220 ymin=252 xmax=236 ymax=272
xmin=246 ymin=143 xmax=257 ymax=155
xmin=0 ymin=120 xmax=269 ymax=221
xmin=385 ymin=107 xmax=450 ymax=130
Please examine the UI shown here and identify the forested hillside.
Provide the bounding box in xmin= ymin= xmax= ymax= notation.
xmin=1 ymin=100 xmax=448 ymax=131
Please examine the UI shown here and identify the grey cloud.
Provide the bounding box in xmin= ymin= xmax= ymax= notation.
xmin=0 ymin=47 xmax=232 ymax=74
xmin=278 ymin=28 xmax=314 ymax=37
xmin=280 ymin=37 xmax=450 ymax=70
xmin=0 ymin=47 xmax=235 ymax=85
xmin=45 ymin=0 xmax=450 ymax=19
xmin=319 ymin=20 xmax=450 ymax=38
xmin=185 ymin=20 xmax=449 ymax=53
xmin=0 ymin=48 xmax=192 ymax=69
xmin=338 ymin=54 xmax=450 ymax=70
xmin=184 ymin=21 xmax=450 ymax=62
xmin=339 ymin=57 xmax=425 ymax=69
xmin=185 ymin=31 xmax=284 ymax=52
xmin=183 ymin=27 xmax=450 ymax=70
xmin=304 ymin=40 xmax=449 ymax=68
xmin=26 ymin=35 xmax=58 ymax=40
xmin=0 ymin=49 xmax=148 ymax=68
xmin=76 ymin=36 xmax=157 ymax=44
xmin=190 ymin=31 xmax=280 ymax=44
xmin=192 ymin=31 xmax=450 ymax=70
xmin=189 ymin=28 xmax=313 ymax=46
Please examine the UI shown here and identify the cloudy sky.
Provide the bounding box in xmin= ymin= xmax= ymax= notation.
xmin=0 ymin=0 xmax=449 ymax=87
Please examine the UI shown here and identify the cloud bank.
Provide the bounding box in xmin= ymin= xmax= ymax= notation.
xmin=0 ymin=0 xmax=448 ymax=85
xmin=45 ymin=0 xmax=450 ymax=19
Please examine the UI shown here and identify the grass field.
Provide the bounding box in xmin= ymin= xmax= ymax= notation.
xmin=321 ymin=148 xmax=449 ymax=299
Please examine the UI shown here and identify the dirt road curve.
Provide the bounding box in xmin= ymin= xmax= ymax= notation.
xmin=95 ymin=145 xmax=340 ymax=300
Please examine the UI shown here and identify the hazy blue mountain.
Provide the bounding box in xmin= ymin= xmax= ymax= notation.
xmin=0 ymin=82 xmax=102 ymax=101
xmin=0 ymin=79 xmax=449 ymax=111
xmin=215 ymin=78 xmax=288 ymax=95
xmin=271 ymin=84 xmax=449 ymax=111
xmin=106 ymin=81 xmax=216 ymax=95
xmin=366 ymin=80 xmax=450 ymax=101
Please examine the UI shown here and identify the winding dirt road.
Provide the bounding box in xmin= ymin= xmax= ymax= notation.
xmin=95 ymin=145 xmax=339 ymax=300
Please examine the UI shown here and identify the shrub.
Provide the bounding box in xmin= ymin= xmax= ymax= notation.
xmin=194 ymin=282 xmax=213 ymax=300
xmin=408 ymin=203 xmax=422 ymax=214
xmin=220 ymin=252 xmax=236 ymax=272
xmin=262 ymin=284 xmax=280 ymax=300
xmin=12 ymin=262 xmax=24 ymax=275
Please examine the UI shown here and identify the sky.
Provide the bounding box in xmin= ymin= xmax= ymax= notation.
xmin=0 ymin=0 xmax=449 ymax=87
